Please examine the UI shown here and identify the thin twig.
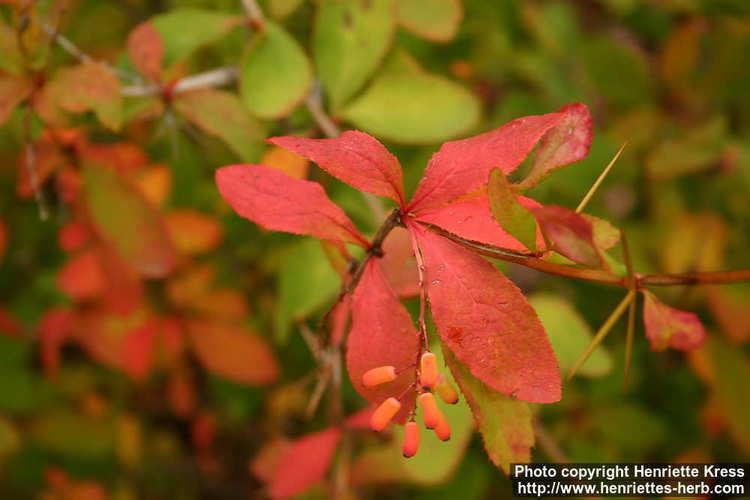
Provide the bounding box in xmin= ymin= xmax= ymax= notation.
xmin=42 ymin=22 xmax=141 ymax=83
xmin=568 ymin=290 xmax=636 ymax=380
xmin=121 ymin=66 xmax=239 ymax=97
xmin=241 ymin=0 xmax=266 ymax=25
xmin=576 ymin=143 xmax=626 ymax=213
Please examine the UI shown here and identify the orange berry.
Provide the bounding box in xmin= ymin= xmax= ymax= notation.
xmin=362 ymin=365 xmax=397 ymax=387
xmin=419 ymin=352 xmax=438 ymax=388
xmin=434 ymin=414 xmax=451 ymax=442
xmin=418 ymin=392 xmax=442 ymax=429
xmin=370 ymin=397 xmax=401 ymax=432
xmin=402 ymin=421 xmax=420 ymax=458
xmin=435 ymin=375 xmax=459 ymax=405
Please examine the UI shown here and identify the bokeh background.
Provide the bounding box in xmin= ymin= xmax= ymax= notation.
xmin=1 ymin=0 xmax=749 ymax=498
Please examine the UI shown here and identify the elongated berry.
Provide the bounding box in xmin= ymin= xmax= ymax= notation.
xmin=362 ymin=365 xmax=397 ymax=387
xmin=419 ymin=352 xmax=438 ymax=388
xmin=418 ymin=392 xmax=442 ymax=429
xmin=402 ymin=421 xmax=420 ymax=458
xmin=370 ymin=397 xmax=401 ymax=432
xmin=435 ymin=375 xmax=459 ymax=405
xmin=434 ymin=414 xmax=451 ymax=441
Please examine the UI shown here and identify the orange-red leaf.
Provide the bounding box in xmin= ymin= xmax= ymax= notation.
xmin=642 ymin=291 xmax=706 ymax=351
xmin=268 ymin=427 xmax=341 ymax=499
xmin=58 ymin=220 xmax=92 ymax=252
xmin=0 ymin=218 xmax=6 ymax=261
xmin=40 ymin=62 xmax=122 ymax=131
xmin=410 ymin=224 xmax=560 ymax=403
xmin=165 ymin=209 xmax=223 ymax=255
xmin=127 ymin=22 xmax=164 ymax=81
xmin=56 ymin=250 xmax=106 ymax=301
xmin=379 ymin=227 xmax=420 ymax=297
xmin=269 ymin=131 xmax=405 ymax=204
xmin=186 ymin=320 xmax=278 ymax=385
xmin=407 ymin=104 xmax=591 ymax=212
xmin=0 ymin=73 xmax=33 ymax=125
xmin=347 ymin=259 xmax=419 ymax=422
xmin=83 ymin=164 xmax=176 ymax=278
xmin=216 ymin=164 xmax=368 ymax=247
xmin=37 ymin=309 xmax=75 ymax=377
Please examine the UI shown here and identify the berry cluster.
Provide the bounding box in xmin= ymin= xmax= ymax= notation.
xmin=362 ymin=352 xmax=459 ymax=458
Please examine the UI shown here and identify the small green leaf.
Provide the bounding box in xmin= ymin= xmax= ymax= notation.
xmin=341 ymin=71 xmax=480 ymax=144
xmin=314 ymin=0 xmax=395 ymax=110
xmin=267 ymin=0 xmax=305 ymax=19
xmin=174 ymin=89 xmax=266 ymax=161
xmin=529 ymin=293 xmax=612 ymax=378
xmin=275 ymin=240 xmax=340 ymax=343
xmin=240 ymin=22 xmax=311 ymax=119
xmin=708 ymin=337 xmax=750 ymax=455
xmin=488 ymin=168 xmax=537 ymax=251
xmin=83 ymin=165 xmax=176 ymax=278
xmin=396 ymin=0 xmax=462 ymax=42
xmin=151 ymin=8 xmax=241 ymax=66
xmin=445 ymin=349 xmax=533 ymax=474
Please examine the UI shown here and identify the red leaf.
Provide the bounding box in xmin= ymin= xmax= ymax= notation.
xmin=120 ymin=318 xmax=158 ymax=380
xmin=347 ymin=259 xmax=419 ymax=422
xmin=0 ymin=307 xmax=22 ymax=338
xmin=216 ymin=164 xmax=368 ymax=247
xmin=379 ymin=227 xmax=420 ymax=297
xmin=642 ymin=291 xmax=707 ymax=351
xmin=186 ymin=320 xmax=278 ymax=385
xmin=97 ymin=245 xmax=144 ymax=315
xmin=0 ymin=74 xmax=33 ymax=125
xmin=56 ymin=250 xmax=106 ymax=301
xmin=37 ymin=309 xmax=76 ymax=378
xmin=518 ymin=103 xmax=593 ymax=190
xmin=531 ymin=205 xmax=604 ymax=268
xmin=269 ymin=131 xmax=405 ymax=204
xmin=414 ymin=193 xmax=544 ymax=251
xmin=410 ymin=224 xmax=560 ymax=403
xmin=407 ymin=104 xmax=590 ymax=212
xmin=127 ymin=22 xmax=164 ymax=82
xmin=0 ymin=218 xmax=6 ymax=261
xmin=268 ymin=427 xmax=341 ymax=499
xmin=58 ymin=220 xmax=92 ymax=252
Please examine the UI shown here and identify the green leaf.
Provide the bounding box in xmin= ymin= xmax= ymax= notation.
xmin=314 ymin=0 xmax=395 ymax=109
xmin=83 ymin=165 xmax=176 ymax=278
xmin=240 ymin=22 xmax=311 ymax=119
xmin=445 ymin=349 xmax=533 ymax=474
xmin=151 ymin=8 xmax=241 ymax=66
xmin=528 ymin=293 xmax=613 ymax=378
xmin=707 ymin=337 xmax=750 ymax=455
xmin=341 ymin=71 xmax=480 ymax=144
xmin=488 ymin=168 xmax=537 ymax=251
xmin=267 ymin=0 xmax=305 ymax=19
xmin=396 ymin=0 xmax=462 ymax=42
xmin=29 ymin=410 xmax=116 ymax=459
xmin=173 ymin=88 xmax=266 ymax=161
xmin=275 ymin=239 xmax=340 ymax=343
